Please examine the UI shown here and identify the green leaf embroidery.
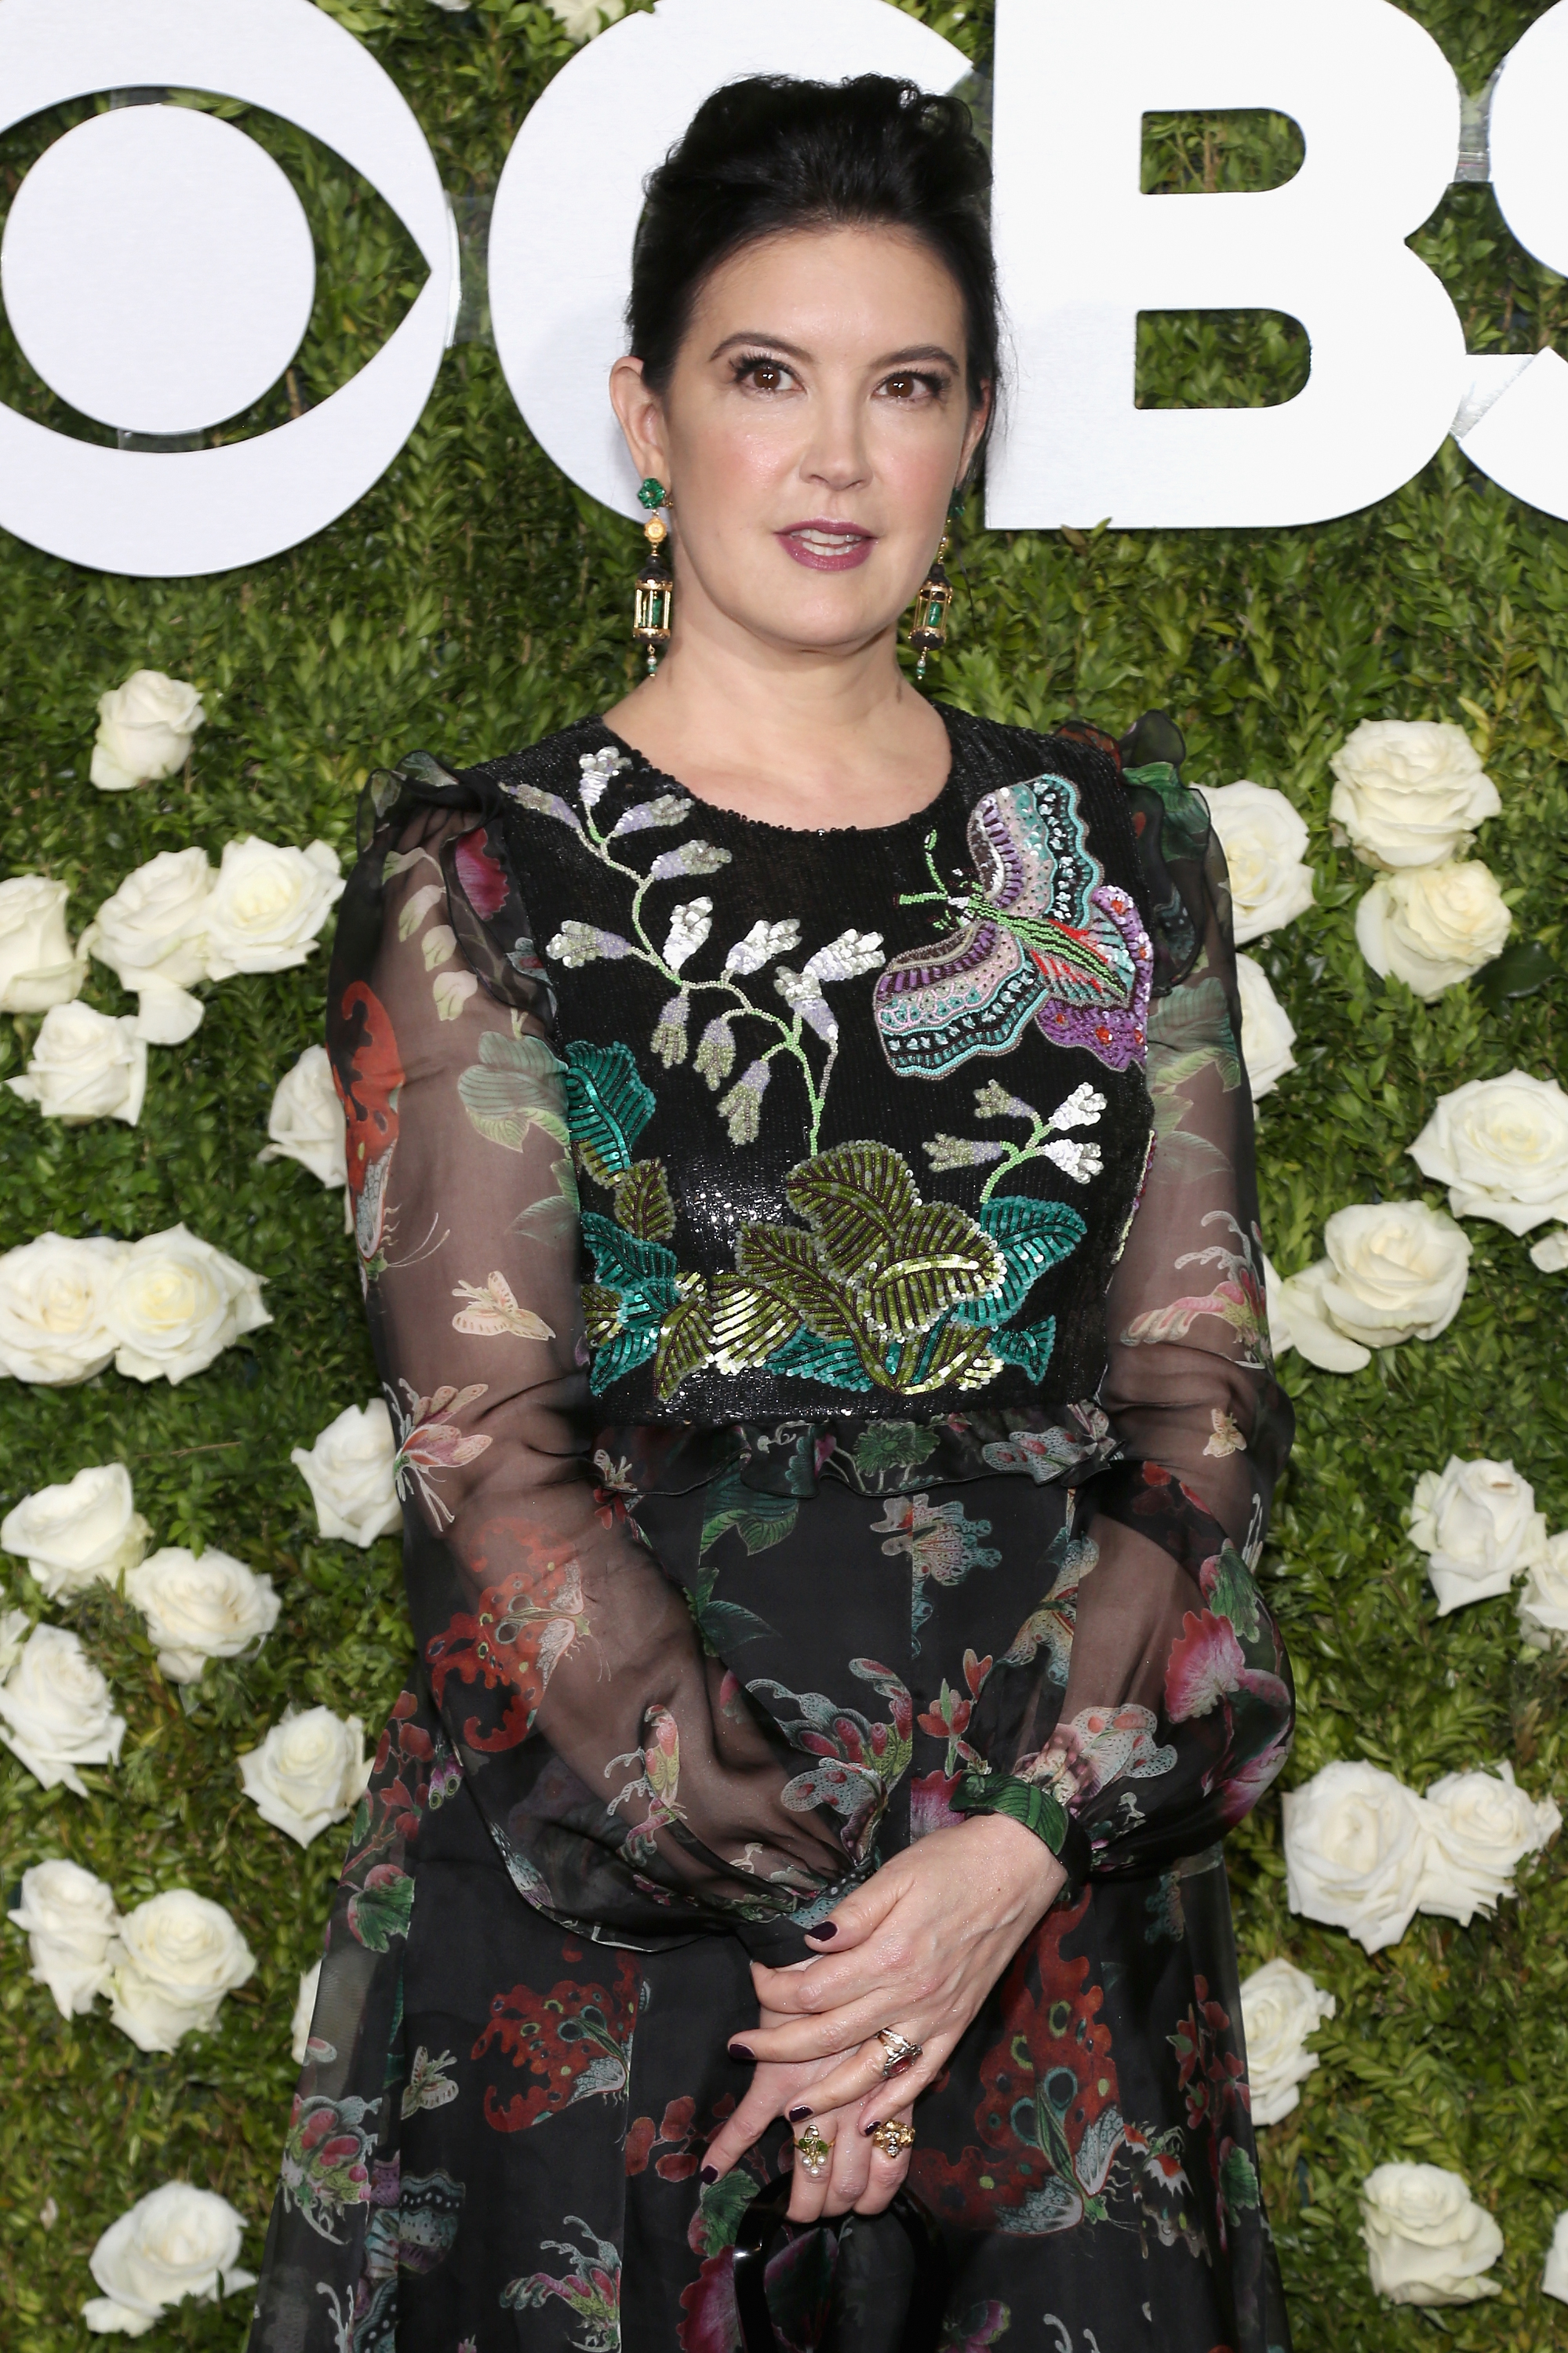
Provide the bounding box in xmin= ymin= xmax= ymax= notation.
xmin=969 ymin=1195 xmax=1086 ymax=1326
xmin=580 ymin=1213 xmax=677 ymax=1295
xmin=611 ymin=1158 xmax=675 ymax=1242
xmin=708 ymin=1274 xmax=802 ymax=1374
xmin=855 ymin=1199 xmax=1007 ymax=1343
xmin=653 ymin=1276 xmax=712 ymax=1398
xmin=564 ymin=1040 xmax=656 ymax=1185
xmin=764 ymin=1329 xmax=875 ymax=1389
xmin=736 ymin=1224 xmax=864 ymax=1348
xmin=784 ymin=1139 xmax=919 ymax=1278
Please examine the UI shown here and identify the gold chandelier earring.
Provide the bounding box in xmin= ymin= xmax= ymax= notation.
xmin=908 ymin=493 xmax=961 ymax=682
xmin=634 ymin=478 xmax=674 ymax=675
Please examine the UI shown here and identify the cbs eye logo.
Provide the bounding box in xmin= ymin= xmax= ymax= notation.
xmin=0 ymin=0 xmax=965 ymax=578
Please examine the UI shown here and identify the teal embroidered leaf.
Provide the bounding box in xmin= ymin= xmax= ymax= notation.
xmin=708 ymin=1274 xmax=802 ymax=1373
xmin=988 ymin=1318 xmax=1058 ymax=1384
xmin=588 ymin=1318 xmax=663 ymax=1395
xmin=970 ymin=1196 xmax=1086 ymax=1325
xmin=457 ymin=1031 xmax=569 ymax=1151
xmin=612 ymin=1158 xmax=675 ymax=1242
xmin=785 ymin=1140 xmax=920 ymax=1278
xmin=580 ymin=1213 xmax=678 ymax=1294
xmin=564 ymin=1040 xmax=656 ymax=1185
xmin=765 ymin=1329 xmax=875 ymax=1389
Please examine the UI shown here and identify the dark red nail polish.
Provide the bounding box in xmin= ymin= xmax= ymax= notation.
xmin=728 ymin=2042 xmax=754 ymax=2063
xmin=806 ymin=1920 xmax=838 ymax=1940
xmin=863 ymin=2120 xmax=880 ymax=2137
xmin=788 ymin=2104 xmax=813 ymax=2122
xmin=700 ymin=2164 xmax=718 ymax=2184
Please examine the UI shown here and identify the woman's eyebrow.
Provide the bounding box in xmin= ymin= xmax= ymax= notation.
xmin=705 ymin=333 xmax=960 ymax=369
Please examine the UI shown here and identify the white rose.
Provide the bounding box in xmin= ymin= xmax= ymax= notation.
xmin=107 ymin=1889 xmax=256 ymax=2052
xmin=1545 ymin=2211 xmax=1568 ymax=2304
xmin=1330 ymin=719 xmax=1499 ymax=870
xmin=9 ymin=1858 xmax=119 ymax=2017
xmin=104 ymin=1224 xmax=270 ymax=1385
xmin=83 ymin=2181 xmax=253 ymax=2336
xmin=1408 ymin=1071 xmax=1568 ymax=1237
xmin=548 ymin=0 xmax=627 ymax=39
xmin=0 ymin=1603 xmax=27 ymax=1675
xmin=257 ymin=1045 xmax=346 ymax=1188
xmin=124 ymin=1547 xmax=279 ymax=1684
xmin=1361 ymin=2163 xmax=1504 ymax=2305
xmin=1418 ymin=1761 xmax=1561 ymax=1925
xmin=1355 ymin=861 xmax=1512 ymax=999
xmin=1268 ymin=1257 xmax=1372 ymax=1373
xmin=238 ymin=1705 xmax=370 ymax=1847
xmin=1234 ymin=954 xmax=1297 ymax=1100
xmin=1531 ymin=1228 xmax=1568 ymax=1274
xmin=1201 ymin=780 xmax=1315 ymax=944
xmin=81 ymin=848 xmax=214 ymax=1043
xmin=7 ymin=1002 xmax=147 ymax=1126
xmin=201 ymin=836 xmax=344 ymax=980
xmin=1239 ymin=1956 xmax=1336 ymax=2126
xmin=290 ymin=1958 xmax=322 ymax=2066
xmin=89 ymin=671 xmax=205 ymax=794
xmin=1518 ymin=1532 xmax=1568 ymax=1651
xmin=0 ymin=1233 xmax=129 ymax=1385
xmin=1282 ymin=1759 xmax=1432 ymax=1953
xmin=290 ymin=1400 xmax=402 ymax=1546
xmin=1408 ymin=1456 xmax=1548 ymax=1614
xmin=1 ymin=1463 xmax=151 ymax=1600
xmin=0 ymin=1623 xmax=126 ymax=1795
xmin=1319 ymin=1202 xmax=1471 ymax=1349
xmin=0 ymin=875 xmax=88 ymax=1013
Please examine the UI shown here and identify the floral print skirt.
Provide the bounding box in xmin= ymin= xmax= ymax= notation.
xmin=249 ymin=1464 xmax=1292 ymax=2353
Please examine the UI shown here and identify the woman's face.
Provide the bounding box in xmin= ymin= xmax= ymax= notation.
xmin=612 ymin=224 xmax=990 ymax=661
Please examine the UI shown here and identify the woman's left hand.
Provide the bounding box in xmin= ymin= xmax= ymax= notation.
xmin=701 ymin=1814 xmax=1066 ymax=2191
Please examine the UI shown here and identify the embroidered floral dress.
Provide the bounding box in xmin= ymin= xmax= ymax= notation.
xmin=249 ymin=706 xmax=1295 ymax=2353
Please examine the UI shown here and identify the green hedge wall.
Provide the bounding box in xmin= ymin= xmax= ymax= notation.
xmin=0 ymin=3 xmax=1563 ymax=2348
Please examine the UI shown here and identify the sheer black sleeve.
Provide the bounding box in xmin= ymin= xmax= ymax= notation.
xmin=327 ymin=762 xmax=852 ymax=1951
xmin=958 ymin=742 xmax=1296 ymax=1879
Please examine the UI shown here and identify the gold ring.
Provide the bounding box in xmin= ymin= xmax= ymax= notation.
xmin=793 ymin=2122 xmax=832 ymax=2177
xmin=870 ymin=2118 xmax=915 ymax=2160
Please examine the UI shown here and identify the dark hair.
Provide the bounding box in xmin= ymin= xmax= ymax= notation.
xmin=628 ymin=75 xmax=1000 ymax=433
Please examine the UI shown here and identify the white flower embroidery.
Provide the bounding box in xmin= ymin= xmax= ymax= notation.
xmin=723 ymin=918 xmax=801 ymax=977
xmin=548 ymin=921 xmax=632 ymax=968
xmin=663 ymin=897 xmax=712 ymax=973
xmin=803 ymin=929 xmax=885 ymax=984
xmin=1040 ymin=1137 xmax=1103 ymax=1184
xmin=1049 ymin=1082 xmax=1108 ymax=1132
xmin=577 ymin=747 xmax=628 ymax=811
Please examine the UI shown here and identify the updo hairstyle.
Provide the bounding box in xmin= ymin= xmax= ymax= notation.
xmin=628 ymin=75 xmax=1000 ymax=436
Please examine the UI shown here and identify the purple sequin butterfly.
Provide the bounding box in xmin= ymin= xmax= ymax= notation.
xmin=874 ymin=774 xmax=1152 ymax=1079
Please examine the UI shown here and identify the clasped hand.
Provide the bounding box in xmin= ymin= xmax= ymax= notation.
xmin=701 ymin=1816 xmax=1065 ymax=2222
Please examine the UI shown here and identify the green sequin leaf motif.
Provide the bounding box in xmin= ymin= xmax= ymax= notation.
xmin=457 ymin=1031 xmax=569 ymax=1152
xmin=580 ymin=1214 xmax=680 ymax=1393
xmin=564 ymin=1039 xmax=654 ymax=1184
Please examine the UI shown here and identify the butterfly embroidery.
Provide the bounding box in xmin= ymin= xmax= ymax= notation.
xmin=873 ymin=774 xmax=1153 ymax=1079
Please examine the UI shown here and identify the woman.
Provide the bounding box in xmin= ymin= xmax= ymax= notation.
xmin=250 ymin=74 xmax=1294 ymax=2353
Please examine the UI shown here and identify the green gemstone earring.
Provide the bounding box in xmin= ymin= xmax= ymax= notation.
xmin=908 ymin=492 xmax=962 ymax=681
xmin=634 ymin=478 xmax=674 ymax=675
